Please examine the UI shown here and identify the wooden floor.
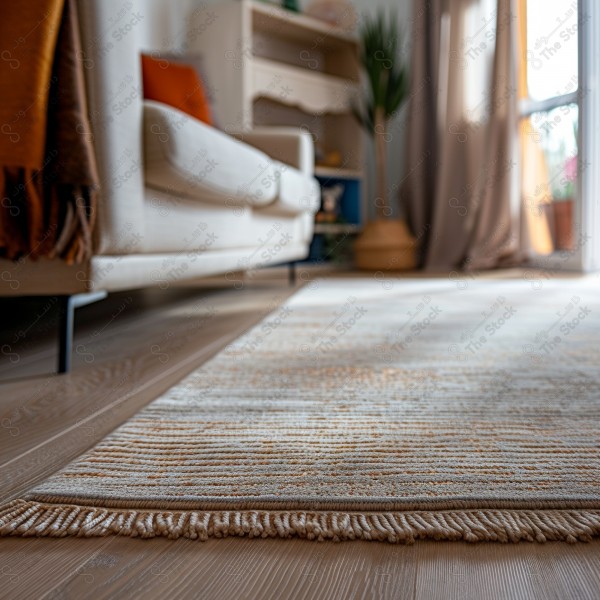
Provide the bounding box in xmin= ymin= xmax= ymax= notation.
xmin=1 ymin=270 xmax=599 ymax=600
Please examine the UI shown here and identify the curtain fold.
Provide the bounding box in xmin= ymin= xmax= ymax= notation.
xmin=402 ymin=0 xmax=530 ymax=270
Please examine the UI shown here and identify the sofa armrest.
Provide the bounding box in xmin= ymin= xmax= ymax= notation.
xmin=143 ymin=101 xmax=278 ymax=207
xmin=229 ymin=128 xmax=314 ymax=177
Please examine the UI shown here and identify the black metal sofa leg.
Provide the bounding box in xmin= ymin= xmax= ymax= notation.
xmin=57 ymin=291 xmax=107 ymax=374
xmin=288 ymin=262 xmax=296 ymax=286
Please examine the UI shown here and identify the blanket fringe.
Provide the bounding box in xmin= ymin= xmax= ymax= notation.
xmin=1 ymin=500 xmax=600 ymax=543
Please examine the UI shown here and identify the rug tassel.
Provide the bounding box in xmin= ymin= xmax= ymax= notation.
xmin=1 ymin=500 xmax=600 ymax=543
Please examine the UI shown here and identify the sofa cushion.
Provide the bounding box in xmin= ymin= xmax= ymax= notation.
xmin=142 ymin=187 xmax=309 ymax=254
xmin=144 ymin=100 xmax=278 ymax=207
xmin=141 ymin=54 xmax=213 ymax=125
xmin=155 ymin=52 xmax=221 ymax=129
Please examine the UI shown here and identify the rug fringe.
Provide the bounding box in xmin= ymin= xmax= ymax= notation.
xmin=1 ymin=500 xmax=600 ymax=543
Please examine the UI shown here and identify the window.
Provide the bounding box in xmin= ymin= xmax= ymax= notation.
xmin=518 ymin=0 xmax=580 ymax=257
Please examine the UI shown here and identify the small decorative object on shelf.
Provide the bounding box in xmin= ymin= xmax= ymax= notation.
xmin=353 ymin=11 xmax=416 ymax=271
xmin=282 ymin=0 xmax=300 ymax=12
xmin=315 ymin=143 xmax=343 ymax=169
xmin=316 ymin=184 xmax=345 ymax=223
xmin=305 ymin=0 xmax=358 ymax=32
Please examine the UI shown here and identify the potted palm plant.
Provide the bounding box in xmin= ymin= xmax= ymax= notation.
xmin=353 ymin=12 xmax=416 ymax=270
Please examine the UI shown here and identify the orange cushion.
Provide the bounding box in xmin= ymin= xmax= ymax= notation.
xmin=141 ymin=54 xmax=213 ymax=126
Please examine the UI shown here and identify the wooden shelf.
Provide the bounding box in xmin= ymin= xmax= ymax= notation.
xmin=251 ymin=1 xmax=359 ymax=48
xmin=251 ymin=57 xmax=357 ymax=114
xmin=250 ymin=1 xmax=359 ymax=81
xmin=314 ymin=223 xmax=362 ymax=235
xmin=315 ymin=166 xmax=363 ymax=179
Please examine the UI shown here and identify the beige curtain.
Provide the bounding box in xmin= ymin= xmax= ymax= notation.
xmin=402 ymin=0 xmax=530 ymax=270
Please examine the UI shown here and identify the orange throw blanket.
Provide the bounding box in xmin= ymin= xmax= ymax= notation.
xmin=0 ymin=0 xmax=98 ymax=264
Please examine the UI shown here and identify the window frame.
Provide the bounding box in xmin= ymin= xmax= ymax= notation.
xmin=518 ymin=0 xmax=599 ymax=272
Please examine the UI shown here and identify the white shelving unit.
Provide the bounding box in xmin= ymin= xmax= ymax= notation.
xmin=191 ymin=0 xmax=365 ymax=242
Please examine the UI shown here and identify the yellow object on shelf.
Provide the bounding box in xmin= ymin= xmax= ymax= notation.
xmin=316 ymin=150 xmax=343 ymax=168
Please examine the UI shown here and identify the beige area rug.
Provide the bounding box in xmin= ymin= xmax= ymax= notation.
xmin=2 ymin=278 xmax=600 ymax=543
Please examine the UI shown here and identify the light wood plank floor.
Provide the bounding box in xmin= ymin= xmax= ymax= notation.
xmin=1 ymin=270 xmax=599 ymax=600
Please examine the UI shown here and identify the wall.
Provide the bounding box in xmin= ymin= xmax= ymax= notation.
xmin=140 ymin=0 xmax=200 ymax=51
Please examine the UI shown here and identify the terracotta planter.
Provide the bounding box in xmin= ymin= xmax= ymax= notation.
xmin=552 ymin=199 xmax=574 ymax=251
xmin=354 ymin=219 xmax=417 ymax=271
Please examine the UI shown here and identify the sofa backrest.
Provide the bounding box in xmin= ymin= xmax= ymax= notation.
xmin=76 ymin=0 xmax=198 ymax=255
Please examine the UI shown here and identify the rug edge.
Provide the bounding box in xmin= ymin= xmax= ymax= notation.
xmin=2 ymin=499 xmax=600 ymax=544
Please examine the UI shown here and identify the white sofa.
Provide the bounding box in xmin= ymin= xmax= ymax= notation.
xmin=0 ymin=0 xmax=319 ymax=298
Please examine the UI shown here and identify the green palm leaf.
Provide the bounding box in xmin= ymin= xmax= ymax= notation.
xmin=353 ymin=11 xmax=409 ymax=135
